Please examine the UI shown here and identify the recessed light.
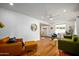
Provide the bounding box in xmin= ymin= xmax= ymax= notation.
xmin=9 ymin=3 xmax=14 ymax=6
xmin=63 ymin=9 xmax=67 ymax=12
xmin=49 ymin=17 xmax=53 ymax=20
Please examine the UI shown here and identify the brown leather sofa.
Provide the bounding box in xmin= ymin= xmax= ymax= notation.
xmin=0 ymin=37 xmax=24 ymax=56
xmin=0 ymin=42 xmax=23 ymax=56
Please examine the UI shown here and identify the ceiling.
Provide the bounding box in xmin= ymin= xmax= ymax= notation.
xmin=0 ymin=3 xmax=79 ymax=24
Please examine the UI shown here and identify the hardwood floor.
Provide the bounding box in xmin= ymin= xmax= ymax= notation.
xmin=22 ymin=37 xmax=59 ymax=56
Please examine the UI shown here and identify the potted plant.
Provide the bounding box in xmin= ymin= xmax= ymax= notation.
xmin=0 ymin=22 xmax=4 ymax=28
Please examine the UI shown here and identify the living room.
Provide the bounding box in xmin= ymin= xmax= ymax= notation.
xmin=0 ymin=3 xmax=79 ymax=56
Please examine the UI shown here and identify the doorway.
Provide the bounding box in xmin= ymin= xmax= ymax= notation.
xmin=40 ymin=23 xmax=53 ymax=40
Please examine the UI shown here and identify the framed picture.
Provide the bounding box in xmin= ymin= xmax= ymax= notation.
xmin=31 ymin=24 xmax=37 ymax=31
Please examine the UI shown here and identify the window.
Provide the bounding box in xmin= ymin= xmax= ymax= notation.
xmin=55 ymin=24 xmax=66 ymax=34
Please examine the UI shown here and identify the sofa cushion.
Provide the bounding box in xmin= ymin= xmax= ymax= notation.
xmin=73 ymin=37 xmax=78 ymax=42
xmin=0 ymin=36 xmax=9 ymax=44
xmin=72 ymin=35 xmax=79 ymax=42
xmin=15 ymin=38 xmax=24 ymax=47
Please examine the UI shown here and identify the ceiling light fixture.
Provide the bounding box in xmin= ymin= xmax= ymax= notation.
xmin=9 ymin=2 xmax=14 ymax=6
xmin=63 ymin=9 xmax=67 ymax=13
xmin=49 ymin=17 xmax=53 ymax=20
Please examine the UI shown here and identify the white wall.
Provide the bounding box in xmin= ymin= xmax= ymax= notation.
xmin=0 ymin=8 xmax=49 ymax=41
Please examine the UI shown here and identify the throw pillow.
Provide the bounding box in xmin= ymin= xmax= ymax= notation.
xmin=7 ymin=37 xmax=16 ymax=43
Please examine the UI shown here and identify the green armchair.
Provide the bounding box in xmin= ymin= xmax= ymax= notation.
xmin=58 ymin=35 xmax=79 ymax=55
